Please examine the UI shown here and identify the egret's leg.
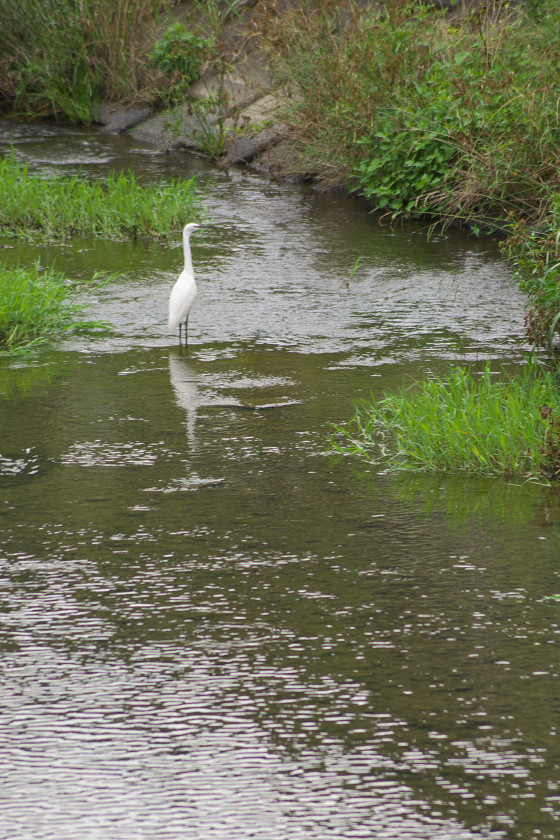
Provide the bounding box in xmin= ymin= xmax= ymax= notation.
xmin=184 ymin=316 xmax=189 ymax=347
xmin=178 ymin=322 xmax=183 ymax=344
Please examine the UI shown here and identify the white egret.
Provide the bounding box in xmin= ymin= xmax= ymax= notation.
xmin=168 ymin=222 xmax=205 ymax=345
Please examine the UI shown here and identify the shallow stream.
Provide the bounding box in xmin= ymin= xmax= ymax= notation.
xmin=1 ymin=122 xmax=560 ymax=840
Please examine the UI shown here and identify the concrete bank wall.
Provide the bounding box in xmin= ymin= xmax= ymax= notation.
xmin=95 ymin=2 xmax=295 ymax=180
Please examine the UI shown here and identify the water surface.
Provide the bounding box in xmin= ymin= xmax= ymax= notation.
xmin=1 ymin=122 xmax=560 ymax=840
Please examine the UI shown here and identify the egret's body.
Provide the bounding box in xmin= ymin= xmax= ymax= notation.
xmin=168 ymin=222 xmax=203 ymax=345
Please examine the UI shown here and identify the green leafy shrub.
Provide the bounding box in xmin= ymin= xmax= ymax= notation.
xmin=266 ymin=0 xmax=560 ymax=224
xmin=149 ymin=23 xmax=211 ymax=82
xmin=501 ymin=222 xmax=560 ymax=351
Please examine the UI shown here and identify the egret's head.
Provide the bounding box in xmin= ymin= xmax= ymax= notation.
xmin=183 ymin=222 xmax=203 ymax=236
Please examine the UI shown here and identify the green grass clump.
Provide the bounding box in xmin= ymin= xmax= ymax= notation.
xmin=0 ymin=152 xmax=203 ymax=242
xmin=332 ymin=362 xmax=560 ymax=481
xmin=0 ymin=263 xmax=112 ymax=355
xmin=0 ymin=0 xmax=161 ymax=123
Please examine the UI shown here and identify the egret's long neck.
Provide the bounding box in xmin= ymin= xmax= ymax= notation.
xmin=183 ymin=229 xmax=193 ymax=270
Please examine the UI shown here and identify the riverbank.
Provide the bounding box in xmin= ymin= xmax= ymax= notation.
xmin=94 ymin=2 xmax=294 ymax=179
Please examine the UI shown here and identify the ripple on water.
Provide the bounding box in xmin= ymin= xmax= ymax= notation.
xmin=0 ymin=634 xmax=509 ymax=840
xmin=58 ymin=440 xmax=167 ymax=467
xmin=0 ymin=122 xmax=557 ymax=840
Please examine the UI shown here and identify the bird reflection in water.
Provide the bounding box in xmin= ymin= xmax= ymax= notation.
xmin=168 ymin=352 xmax=200 ymax=450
